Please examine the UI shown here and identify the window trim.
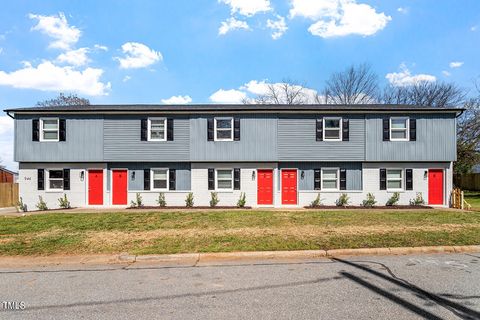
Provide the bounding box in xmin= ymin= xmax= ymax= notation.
xmin=150 ymin=168 xmax=169 ymax=191
xmin=40 ymin=118 xmax=60 ymax=142
xmin=321 ymin=168 xmax=340 ymax=191
xmin=47 ymin=169 xmax=64 ymax=191
xmin=215 ymin=168 xmax=233 ymax=191
xmin=148 ymin=118 xmax=167 ymax=142
xmin=323 ymin=117 xmax=342 ymax=141
xmin=389 ymin=117 xmax=409 ymax=141
xmin=386 ymin=168 xmax=404 ymax=191
xmin=214 ymin=117 xmax=233 ymax=142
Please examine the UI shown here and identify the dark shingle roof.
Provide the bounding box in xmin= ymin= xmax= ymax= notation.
xmin=4 ymin=104 xmax=464 ymax=114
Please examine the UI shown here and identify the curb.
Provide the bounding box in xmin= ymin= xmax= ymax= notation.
xmin=0 ymin=245 xmax=479 ymax=268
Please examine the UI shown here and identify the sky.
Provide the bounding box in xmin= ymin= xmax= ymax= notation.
xmin=0 ymin=0 xmax=479 ymax=170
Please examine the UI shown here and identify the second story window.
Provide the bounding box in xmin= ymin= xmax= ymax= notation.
xmin=390 ymin=117 xmax=409 ymax=141
xmin=323 ymin=117 xmax=342 ymax=141
xmin=148 ymin=118 xmax=166 ymax=141
xmin=214 ymin=118 xmax=233 ymax=141
xmin=41 ymin=118 xmax=59 ymax=141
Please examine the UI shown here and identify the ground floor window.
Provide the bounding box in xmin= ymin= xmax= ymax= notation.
xmin=151 ymin=169 xmax=169 ymax=190
xmin=216 ymin=169 xmax=233 ymax=190
xmin=387 ymin=169 xmax=403 ymax=190
xmin=321 ymin=168 xmax=339 ymax=190
xmin=48 ymin=169 xmax=64 ymax=190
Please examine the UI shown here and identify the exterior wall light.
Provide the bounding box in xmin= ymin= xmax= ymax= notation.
xmin=252 ymin=170 xmax=256 ymax=180
xmin=131 ymin=171 xmax=136 ymax=180
xmin=80 ymin=170 xmax=84 ymax=181
xmin=301 ymin=171 xmax=305 ymax=179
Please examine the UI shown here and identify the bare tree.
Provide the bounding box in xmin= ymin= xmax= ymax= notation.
xmin=36 ymin=93 xmax=90 ymax=107
xmin=324 ymin=64 xmax=380 ymax=104
xmin=382 ymin=81 xmax=465 ymax=108
xmin=244 ymin=80 xmax=319 ymax=105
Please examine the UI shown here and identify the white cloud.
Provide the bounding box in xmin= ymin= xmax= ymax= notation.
xmin=219 ymin=17 xmax=251 ymax=35
xmin=29 ymin=12 xmax=81 ymax=50
xmin=267 ymin=15 xmax=288 ymax=39
xmin=56 ymin=47 xmax=90 ymax=66
xmin=397 ymin=7 xmax=409 ymax=14
xmin=385 ymin=64 xmax=436 ymax=87
xmin=219 ymin=0 xmax=271 ymax=17
xmin=0 ymin=116 xmax=16 ymax=171
xmin=210 ymin=89 xmax=247 ymax=103
xmin=289 ymin=0 xmax=391 ymax=38
xmin=115 ymin=42 xmax=162 ymax=69
xmin=122 ymin=75 xmax=131 ymax=82
xmin=161 ymin=95 xmax=193 ymax=104
xmin=0 ymin=61 xmax=110 ymax=96
xmin=442 ymin=70 xmax=451 ymax=77
xmin=94 ymin=44 xmax=108 ymax=51
xmin=449 ymin=61 xmax=464 ymax=68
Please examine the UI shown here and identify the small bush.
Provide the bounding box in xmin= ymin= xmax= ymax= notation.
xmin=386 ymin=192 xmax=400 ymax=206
xmin=336 ymin=193 xmax=350 ymax=207
xmin=185 ymin=192 xmax=194 ymax=207
xmin=410 ymin=192 xmax=425 ymax=206
xmin=237 ymin=192 xmax=246 ymax=208
xmin=36 ymin=196 xmax=48 ymax=211
xmin=17 ymin=197 xmax=27 ymax=212
xmin=130 ymin=193 xmax=144 ymax=208
xmin=209 ymin=192 xmax=219 ymax=207
xmin=310 ymin=193 xmax=323 ymax=207
xmin=58 ymin=194 xmax=71 ymax=209
xmin=157 ymin=192 xmax=166 ymax=207
xmin=362 ymin=193 xmax=377 ymax=207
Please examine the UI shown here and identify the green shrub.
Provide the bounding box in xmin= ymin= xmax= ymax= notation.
xmin=336 ymin=193 xmax=350 ymax=207
xmin=157 ymin=192 xmax=166 ymax=207
xmin=17 ymin=197 xmax=27 ymax=212
xmin=237 ymin=192 xmax=247 ymax=207
xmin=310 ymin=193 xmax=323 ymax=207
xmin=58 ymin=194 xmax=71 ymax=209
xmin=185 ymin=192 xmax=194 ymax=207
xmin=362 ymin=193 xmax=377 ymax=207
xmin=36 ymin=196 xmax=48 ymax=211
xmin=386 ymin=192 xmax=400 ymax=206
xmin=130 ymin=193 xmax=143 ymax=208
xmin=209 ymin=192 xmax=219 ymax=207
xmin=410 ymin=192 xmax=425 ymax=206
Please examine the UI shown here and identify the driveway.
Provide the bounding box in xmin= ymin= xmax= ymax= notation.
xmin=1 ymin=253 xmax=479 ymax=319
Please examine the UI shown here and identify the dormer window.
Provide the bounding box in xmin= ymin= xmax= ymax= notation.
xmin=214 ymin=118 xmax=233 ymax=141
xmin=40 ymin=118 xmax=59 ymax=142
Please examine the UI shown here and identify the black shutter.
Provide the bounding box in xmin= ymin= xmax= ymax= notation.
xmin=169 ymin=169 xmax=176 ymax=190
xmin=63 ymin=169 xmax=70 ymax=190
xmin=234 ymin=118 xmax=240 ymax=141
xmin=409 ymin=119 xmax=416 ymax=141
xmin=405 ymin=169 xmax=413 ymax=190
xmin=340 ymin=169 xmax=347 ymax=190
xmin=207 ymin=119 xmax=214 ymax=141
xmin=143 ymin=169 xmax=150 ymax=190
xmin=32 ymin=119 xmax=39 ymax=141
xmin=383 ymin=119 xmax=390 ymax=141
xmin=342 ymin=118 xmax=349 ymax=141
xmin=314 ymin=169 xmax=321 ymax=190
xmin=167 ymin=118 xmax=174 ymax=141
xmin=208 ymin=168 xmax=215 ymax=190
xmin=141 ymin=119 xmax=148 ymax=141
xmin=234 ymin=168 xmax=240 ymax=190
xmin=316 ymin=118 xmax=323 ymax=141
xmin=380 ymin=169 xmax=387 ymax=190
xmin=59 ymin=119 xmax=66 ymax=141
xmin=38 ymin=169 xmax=44 ymax=190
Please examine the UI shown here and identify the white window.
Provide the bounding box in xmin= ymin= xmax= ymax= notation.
xmin=148 ymin=118 xmax=167 ymax=141
xmin=48 ymin=169 xmax=63 ymax=190
xmin=387 ymin=169 xmax=403 ymax=190
xmin=321 ymin=168 xmax=339 ymax=190
xmin=390 ymin=117 xmax=409 ymax=141
xmin=323 ymin=117 xmax=342 ymax=141
xmin=40 ymin=118 xmax=59 ymax=141
xmin=151 ymin=169 xmax=169 ymax=190
xmin=216 ymin=169 xmax=233 ymax=190
xmin=214 ymin=118 xmax=233 ymax=141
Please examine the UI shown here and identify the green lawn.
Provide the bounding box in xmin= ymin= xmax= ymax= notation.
xmin=0 ymin=209 xmax=479 ymax=256
xmin=465 ymin=191 xmax=480 ymax=210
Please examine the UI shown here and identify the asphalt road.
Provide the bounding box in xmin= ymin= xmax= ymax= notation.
xmin=1 ymin=253 xmax=479 ymax=320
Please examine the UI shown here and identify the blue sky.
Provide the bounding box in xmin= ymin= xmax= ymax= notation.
xmin=0 ymin=0 xmax=479 ymax=170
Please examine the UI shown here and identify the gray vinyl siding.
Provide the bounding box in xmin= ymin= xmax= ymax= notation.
xmin=106 ymin=162 xmax=190 ymax=191
xmin=14 ymin=115 xmax=103 ymax=162
xmin=189 ymin=114 xmax=277 ymax=161
xmin=103 ymin=115 xmax=190 ymax=162
xmin=365 ymin=113 xmax=457 ymax=161
xmin=278 ymin=162 xmax=362 ymax=190
xmin=277 ymin=115 xmax=365 ymax=161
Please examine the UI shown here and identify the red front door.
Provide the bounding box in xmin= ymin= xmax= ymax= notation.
xmin=282 ymin=169 xmax=297 ymax=205
xmin=88 ymin=170 xmax=103 ymax=205
xmin=112 ymin=170 xmax=128 ymax=205
xmin=257 ymin=169 xmax=273 ymax=205
xmin=428 ymin=169 xmax=444 ymax=205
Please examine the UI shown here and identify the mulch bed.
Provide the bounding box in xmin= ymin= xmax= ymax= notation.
xmin=127 ymin=206 xmax=252 ymax=210
xmin=304 ymin=205 xmax=433 ymax=209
